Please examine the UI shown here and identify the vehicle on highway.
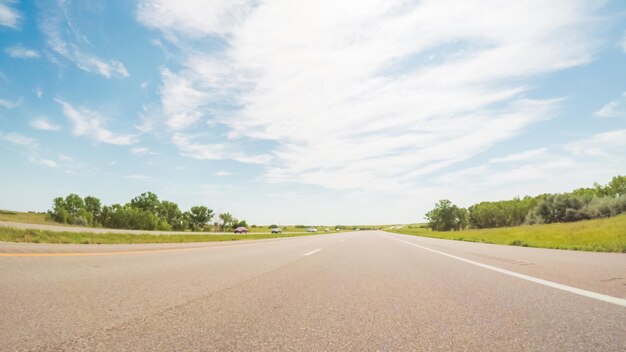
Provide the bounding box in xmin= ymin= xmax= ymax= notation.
xmin=234 ymin=227 xmax=248 ymax=234
xmin=271 ymin=228 xmax=282 ymax=234
xmin=306 ymin=227 xmax=317 ymax=232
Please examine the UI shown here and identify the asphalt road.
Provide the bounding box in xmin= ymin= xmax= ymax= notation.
xmin=1 ymin=231 xmax=625 ymax=351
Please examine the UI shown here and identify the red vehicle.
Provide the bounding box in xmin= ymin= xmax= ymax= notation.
xmin=234 ymin=227 xmax=248 ymax=234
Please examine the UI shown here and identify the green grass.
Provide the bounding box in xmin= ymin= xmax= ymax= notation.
xmin=0 ymin=227 xmax=335 ymax=245
xmin=0 ymin=210 xmax=59 ymax=225
xmin=388 ymin=214 xmax=626 ymax=252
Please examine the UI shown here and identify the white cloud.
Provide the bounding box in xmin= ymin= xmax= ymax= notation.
xmin=6 ymin=45 xmax=39 ymax=59
xmin=594 ymin=94 xmax=625 ymax=118
xmin=1 ymin=131 xmax=89 ymax=172
xmin=0 ymin=132 xmax=38 ymax=148
xmin=34 ymin=87 xmax=43 ymax=98
xmin=0 ymin=1 xmax=20 ymax=28
xmin=172 ymin=133 xmax=271 ymax=164
xmin=130 ymin=146 xmax=156 ymax=156
xmin=30 ymin=117 xmax=61 ymax=131
xmin=564 ymin=129 xmax=626 ymax=157
xmin=56 ymin=99 xmax=137 ymax=145
xmin=595 ymin=101 xmax=619 ymax=117
xmin=159 ymin=68 xmax=208 ymax=130
xmin=41 ymin=2 xmax=129 ymax=79
xmin=489 ymin=148 xmax=548 ymax=163
xmin=35 ymin=158 xmax=59 ymax=168
xmin=141 ymin=0 xmax=600 ymax=191
xmin=137 ymin=0 xmax=250 ymax=38
xmin=0 ymin=97 xmax=22 ymax=109
xmin=432 ymin=128 xmax=625 ymax=207
xmin=215 ymin=170 xmax=232 ymax=176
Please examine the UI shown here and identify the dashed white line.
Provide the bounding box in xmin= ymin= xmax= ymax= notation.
xmin=385 ymin=234 xmax=626 ymax=308
xmin=304 ymin=248 xmax=322 ymax=256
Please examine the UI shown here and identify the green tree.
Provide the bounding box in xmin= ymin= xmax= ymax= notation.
xmin=425 ymin=200 xmax=468 ymax=231
xmin=64 ymin=194 xmax=85 ymax=217
xmin=48 ymin=197 xmax=69 ymax=223
xmin=159 ymin=200 xmax=185 ymax=230
xmin=607 ymin=175 xmax=626 ymax=197
xmin=218 ymin=212 xmax=234 ymax=231
xmin=84 ymin=196 xmax=102 ymax=226
xmin=188 ymin=206 xmax=214 ymax=231
xmin=129 ymin=192 xmax=161 ymax=214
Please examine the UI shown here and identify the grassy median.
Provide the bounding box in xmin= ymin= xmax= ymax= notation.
xmin=387 ymin=214 xmax=626 ymax=252
xmin=0 ymin=227 xmax=330 ymax=244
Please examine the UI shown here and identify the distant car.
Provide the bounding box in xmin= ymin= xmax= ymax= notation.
xmin=355 ymin=228 xmax=361 ymax=231
xmin=324 ymin=228 xmax=330 ymax=232
xmin=271 ymin=228 xmax=282 ymax=234
xmin=306 ymin=227 xmax=317 ymax=232
xmin=234 ymin=227 xmax=248 ymax=234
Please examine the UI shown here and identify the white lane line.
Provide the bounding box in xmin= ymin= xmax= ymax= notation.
xmin=304 ymin=248 xmax=322 ymax=256
xmin=385 ymin=234 xmax=626 ymax=308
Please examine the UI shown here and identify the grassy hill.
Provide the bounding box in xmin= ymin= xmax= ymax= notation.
xmin=0 ymin=210 xmax=57 ymax=225
xmin=388 ymin=214 xmax=626 ymax=252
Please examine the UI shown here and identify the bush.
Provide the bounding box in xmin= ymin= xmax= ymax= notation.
xmin=425 ymin=200 xmax=468 ymax=231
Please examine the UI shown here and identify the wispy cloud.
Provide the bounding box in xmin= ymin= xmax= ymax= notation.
xmin=56 ymin=99 xmax=137 ymax=145
xmin=434 ymin=128 xmax=626 ymax=204
xmin=594 ymin=93 xmax=625 ymax=118
xmin=489 ymin=148 xmax=548 ymax=164
xmin=137 ymin=0 xmax=249 ymax=38
xmin=0 ymin=0 xmax=20 ymax=28
xmin=215 ymin=170 xmax=232 ymax=176
xmin=564 ymin=129 xmax=626 ymax=157
xmin=621 ymin=32 xmax=626 ymax=53
xmin=130 ymin=146 xmax=156 ymax=156
xmin=140 ymin=0 xmax=598 ymax=191
xmin=5 ymin=45 xmax=39 ymax=59
xmin=0 ymin=131 xmax=86 ymax=171
xmin=0 ymin=131 xmax=52 ymax=169
xmin=172 ymin=133 xmax=272 ymax=164
xmin=41 ymin=1 xmax=129 ymax=79
xmin=0 ymin=97 xmax=22 ymax=109
xmin=30 ymin=117 xmax=61 ymax=131
xmin=34 ymin=158 xmax=59 ymax=168
xmin=0 ymin=131 xmax=38 ymax=148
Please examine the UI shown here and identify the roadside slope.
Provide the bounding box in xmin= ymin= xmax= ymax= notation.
xmin=388 ymin=214 xmax=626 ymax=252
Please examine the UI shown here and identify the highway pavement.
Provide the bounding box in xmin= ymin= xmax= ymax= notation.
xmin=1 ymin=231 xmax=625 ymax=351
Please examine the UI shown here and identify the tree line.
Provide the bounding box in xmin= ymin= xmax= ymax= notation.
xmin=48 ymin=192 xmax=248 ymax=232
xmin=425 ymin=175 xmax=626 ymax=231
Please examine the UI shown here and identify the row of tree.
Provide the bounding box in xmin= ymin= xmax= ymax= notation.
xmin=48 ymin=192 xmax=248 ymax=232
xmin=425 ymin=175 xmax=626 ymax=231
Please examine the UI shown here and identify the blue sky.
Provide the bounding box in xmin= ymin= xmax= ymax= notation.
xmin=1 ymin=0 xmax=625 ymax=225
